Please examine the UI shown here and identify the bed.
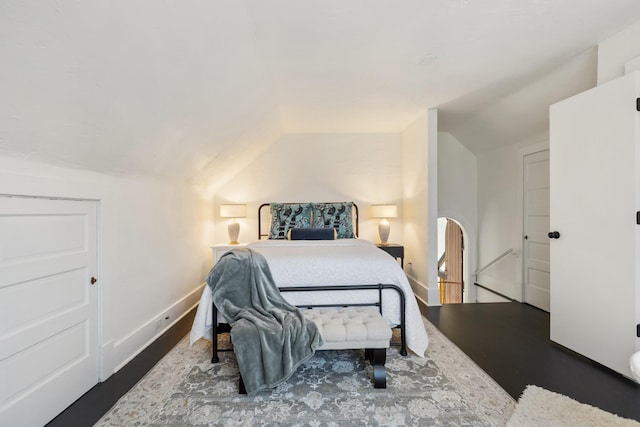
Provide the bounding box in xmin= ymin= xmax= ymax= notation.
xmin=189 ymin=202 xmax=429 ymax=358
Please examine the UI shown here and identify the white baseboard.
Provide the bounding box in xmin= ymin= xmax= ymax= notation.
xmin=102 ymin=283 xmax=205 ymax=378
xmin=475 ymin=286 xmax=511 ymax=303
xmin=406 ymin=274 xmax=441 ymax=307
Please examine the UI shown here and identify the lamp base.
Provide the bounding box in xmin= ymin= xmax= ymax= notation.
xmin=228 ymin=221 xmax=240 ymax=245
xmin=378 ymin=219 xmax=390 ymax=245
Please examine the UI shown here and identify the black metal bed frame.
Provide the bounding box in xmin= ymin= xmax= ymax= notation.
xmin=257 ymin=202 xmax=359 ymax=239
xmin=210 ymin=283 xmax=407 ymax=363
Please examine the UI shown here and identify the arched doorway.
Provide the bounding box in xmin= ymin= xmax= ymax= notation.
xmin=437 ymin=217 xmax=465 ymax=304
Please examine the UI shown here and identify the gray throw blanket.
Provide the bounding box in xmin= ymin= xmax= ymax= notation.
xmin=207 ymin=248 xmax=323 ymax=394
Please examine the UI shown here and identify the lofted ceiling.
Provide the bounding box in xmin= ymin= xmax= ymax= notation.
xmin=2 ymin=0 xmax=640 ymax=186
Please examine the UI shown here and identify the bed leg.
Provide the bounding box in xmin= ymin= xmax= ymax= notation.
xmin=400 ymin=325 xmax=407 ymax=356
xmin=399 ymin=295 xmax=407 ymax=356
xmin=392 ymin=327 xmax=408 ymax=356
xmin=212 ymin=302 xmax=219 ymax=363
xmin=239 ymin=374 xmax=247 ymax=394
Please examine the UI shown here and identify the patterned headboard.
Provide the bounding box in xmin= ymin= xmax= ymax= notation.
xmin=258 ymin=202 xmax=359 ymax=239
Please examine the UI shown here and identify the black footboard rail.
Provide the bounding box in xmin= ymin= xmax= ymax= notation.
xmin=211 ymin=283 xmax=407 ymax=363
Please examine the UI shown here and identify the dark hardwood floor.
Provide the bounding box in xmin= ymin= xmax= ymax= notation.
xmin=425 ymin=302 xmax=640 ymax=422
xmin=47 ymin=302 xmax=640 ymax=425
xmin=46 ymin=308 xmax=196 ymax=427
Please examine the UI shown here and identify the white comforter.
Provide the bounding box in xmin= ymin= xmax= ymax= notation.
xmin=189 ymin=239 xmax=429 ymax=357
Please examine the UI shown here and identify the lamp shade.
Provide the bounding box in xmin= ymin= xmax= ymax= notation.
xmin=370 ymin=205 xmax=397 ymax=219
xmin=219 ymin=204 xmax=247 ymax=218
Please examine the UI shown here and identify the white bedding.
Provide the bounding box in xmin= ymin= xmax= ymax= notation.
xmin=189 ymin=238 xmax=429 ymax=357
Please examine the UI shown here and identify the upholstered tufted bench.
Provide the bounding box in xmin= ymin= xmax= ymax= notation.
xmin=238 ymin=306 xmax=392 ymax=393
xmin=303 ymin=306 xmax=392 ymax=388
xmin=222 ymin=284 xmax=403 ymax=394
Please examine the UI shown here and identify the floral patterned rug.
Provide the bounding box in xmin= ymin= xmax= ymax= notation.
xmin=96 ymin=319 xmax=515 ymax=426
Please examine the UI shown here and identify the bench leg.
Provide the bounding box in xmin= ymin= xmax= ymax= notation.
xmin=368 ymin=348 xmax=387 ymax=389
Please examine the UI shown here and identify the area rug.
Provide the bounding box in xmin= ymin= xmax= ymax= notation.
xmin=507 ymin=385 xmax=639 ymax=426
xmin=95 ymin=319 xmax=515 ymax=426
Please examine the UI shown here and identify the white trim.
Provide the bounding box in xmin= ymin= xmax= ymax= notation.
xmin=516 ymin=140 xmax=550 ymax=303
xmin=407 ymin=274 xmax=441 ymax=307
xmin=427 ymin=109 xmax=439 ymax=306
xmin=108 ymin=283 xmax=205 ymax=375
xmin=95 ymin=199 xmax=104 ymax=382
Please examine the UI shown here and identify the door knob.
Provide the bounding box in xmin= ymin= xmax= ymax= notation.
xmin=548 ymin=231 xmax=560 ymax=239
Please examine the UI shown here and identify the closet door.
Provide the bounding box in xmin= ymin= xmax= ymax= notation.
xmin=549 ymin=72 xmax=639 ymax=379
xmin=523 ymin=149 xmax=550 ymax=312
xmin=0 ymin=196 xmax=99 ymax=426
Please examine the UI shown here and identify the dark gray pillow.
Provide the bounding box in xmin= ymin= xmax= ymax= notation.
xmin=289 ymin=227 xmax=336 ymax=240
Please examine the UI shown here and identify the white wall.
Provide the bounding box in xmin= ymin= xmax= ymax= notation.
xmin=597 ymin=19 xmax=640 ymax=85
xmin=402 ymin=110 xmax=439 ymax=305
xmin=0 ymin=156 xmax=213 ymax=378
xmin=476 ymin=133 xmax=548 ymax=302
xmin=214 ymin=133 xmax=404 ymax=244
xmin=437 ymin=218 xmax=447 ymax=260
xmin=477 ymin=144 xmax=519 ymax=301
xmin=437 ymin=131 xmax=478 ymax=302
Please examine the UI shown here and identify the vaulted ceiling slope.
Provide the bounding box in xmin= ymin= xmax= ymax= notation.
xmin=2 ymin=1 xmax=640 ymax=185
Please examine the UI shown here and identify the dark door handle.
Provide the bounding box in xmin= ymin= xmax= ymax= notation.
xmin=548 ymin=231 xmax=560 ymax=239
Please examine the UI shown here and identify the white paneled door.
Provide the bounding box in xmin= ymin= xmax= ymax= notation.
xmin=523 ymin=149 xmax=550 ymax=312
xmin=550 ymin=72 xmax=639 ymax=379
xmin=0 ymin=196 xmax=99 ymax=427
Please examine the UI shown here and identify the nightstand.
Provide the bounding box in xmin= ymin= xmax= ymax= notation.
xmin=211 ymin=243 xmax=247 ymax=265
xmin=376 ymin=243 xmax=404 ymax=268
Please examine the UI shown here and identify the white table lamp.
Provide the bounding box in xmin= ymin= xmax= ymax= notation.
xmin=219 ymin=204 xmax=247 ymax=244
xmin=371 ymin=205 xmax=397 ymax=245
